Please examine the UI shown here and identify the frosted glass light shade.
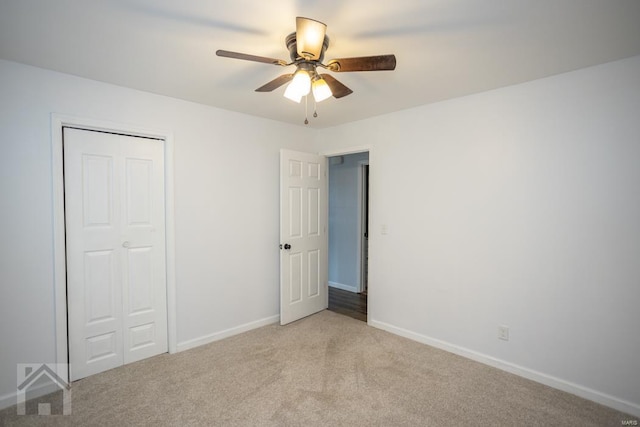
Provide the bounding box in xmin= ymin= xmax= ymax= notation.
xmin=296 ymin=17 xmax=327 ymax=60
xmin=284 ymin=84 xmax=303 ymax=103
xmin=312 ymin=77 xmax=332 ymax=102
xmin=284 ymin=70 xmax=311 ymax=103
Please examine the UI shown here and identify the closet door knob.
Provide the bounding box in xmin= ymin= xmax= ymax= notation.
xmin=122 ymin=241 xmax=130 ymax=248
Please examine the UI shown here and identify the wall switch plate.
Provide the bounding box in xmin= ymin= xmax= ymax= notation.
xmin=498 ymin=325 xmax=510 ymax=341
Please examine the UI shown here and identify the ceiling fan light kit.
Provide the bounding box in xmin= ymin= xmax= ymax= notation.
xmin=311 ymin=76 xmax=332 ymax=102
xmin=216 ymin=17 xmax=396 ymax=124
xmin=284 ymin=70 xmax=311 ymax=102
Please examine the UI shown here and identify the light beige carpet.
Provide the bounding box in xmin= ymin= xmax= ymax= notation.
xmin=0 ymin=310 xmax=633 ymax=426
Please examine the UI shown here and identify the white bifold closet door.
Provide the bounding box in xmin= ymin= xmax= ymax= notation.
xmin=64 ymin=127 xmax=167 ymax=381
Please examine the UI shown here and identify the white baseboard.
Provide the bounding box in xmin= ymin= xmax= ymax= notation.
xmin=370 ymin=319 xmax=640 ymax=418
xmin=329 ymin=281 xmax=358 ymax=293
xmin=0 ymin=381 xmax=62 ymax=411
xmin=176 ymin=315 xmax=280 ymax=353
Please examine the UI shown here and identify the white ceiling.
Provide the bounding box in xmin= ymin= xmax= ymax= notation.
xmin=1 ymin=0 xmax=640 ymax=128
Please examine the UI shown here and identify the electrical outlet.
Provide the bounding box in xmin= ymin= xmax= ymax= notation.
xmin=498 ymin=325 xmax=509 ymax=341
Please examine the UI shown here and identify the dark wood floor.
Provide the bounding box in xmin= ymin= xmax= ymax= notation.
xmin=328 ymin=287 xmax=367 ymax=322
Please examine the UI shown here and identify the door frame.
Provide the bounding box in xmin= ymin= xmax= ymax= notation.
xmin=357 ymin=160 xmax=369 ymax=293
xmin=321 ymin=145 xmax=371 ymax=323
xmin=51 ymin=114 xmax=177 ymax=383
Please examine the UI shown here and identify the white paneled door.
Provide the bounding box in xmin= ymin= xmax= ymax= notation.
xmin=64 ymin=127 xmax=167 ymax=381
xmin=280 ymin=150 xmax=328 ymax=325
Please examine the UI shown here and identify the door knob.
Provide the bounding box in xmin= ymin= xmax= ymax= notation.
xmin=283 ymin=243 xmax=291 ymax=250
xmin=122 ymin=241 xmax=130 ymax=248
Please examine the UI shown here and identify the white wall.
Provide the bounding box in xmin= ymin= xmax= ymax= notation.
xmin=314 ymin=55 xmax=640 ymax=415
xmin=0 ymin=59 xmax=310 ymax=405
xmin=329 ymin=152 xmax=369 ymax=291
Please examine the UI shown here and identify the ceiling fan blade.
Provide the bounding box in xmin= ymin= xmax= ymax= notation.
xmin=296 ymin=17 xmax=327 ymax=60
xmin=255 ymin=74 xmax=294 ymax=92
xmin=216 ymin=50 xmax=287 ymax=66
xmin=320 ymin=74 xmax=353 ymax=99
xmin=326 ymin=55 xmax=396 ymax=72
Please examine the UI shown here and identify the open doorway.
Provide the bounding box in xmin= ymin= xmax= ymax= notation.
xmin=327 ymin=152 xmax=369 ymax=322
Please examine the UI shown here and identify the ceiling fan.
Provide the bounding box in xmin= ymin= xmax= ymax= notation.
xmin=216 ymin=17 xmax=396 ymax=123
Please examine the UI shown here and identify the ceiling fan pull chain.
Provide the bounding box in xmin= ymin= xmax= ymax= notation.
xmin=304 ymin=95 xmax=309 ymax=125
xmin=313 ymin=98 xmax=318 ymax=118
